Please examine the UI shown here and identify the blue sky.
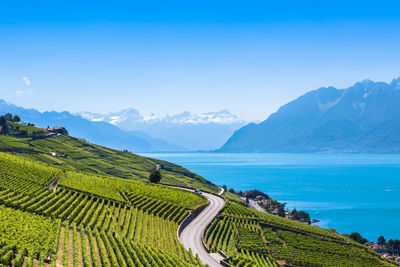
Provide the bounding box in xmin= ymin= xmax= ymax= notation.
xmin=1 ymin=1 xmax=400 ymax=121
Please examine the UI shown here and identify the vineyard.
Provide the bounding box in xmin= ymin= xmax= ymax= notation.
xmin=0 ymin=153 xmax=59 ymax=195
xmin=0 ymin=130 xmax=397 ymax=267
xmin=52 ymin=223 xmax=200 ymax=267
xmin=59 ymin=171 xmax=207 ymax=209
xmin=205 ymin=201 xmax=397 ymax=267
xmin=0 ymin=151 xmax=206 ymax=266
xmin=0 ymin=133 xmax=219 ymax=193
xmin=0 ymin=206 xmax=59 ymax=258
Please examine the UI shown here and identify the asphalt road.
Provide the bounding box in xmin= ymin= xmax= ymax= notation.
xmin=180 ymin=191 xmax=226 ymax=267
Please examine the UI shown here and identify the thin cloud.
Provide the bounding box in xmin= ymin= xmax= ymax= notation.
xmin=16 ymin=89 xmax=34 ymax=97
xmin=22 ymin=76 xmax=31 ymax=85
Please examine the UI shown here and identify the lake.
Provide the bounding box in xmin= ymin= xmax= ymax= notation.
xmin=141 ymin=153 xmax=400 ymax=242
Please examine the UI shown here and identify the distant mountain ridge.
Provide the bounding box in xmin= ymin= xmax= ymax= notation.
xmin=219 ymin=77 xmax=400 ymax=153
xmin=77 ymin=109 xmax=246 ymax=151
xmin=0 ymin=100 xmax=180 ymax=152
xmin=79 ymin=109 xmax=242 ymax=125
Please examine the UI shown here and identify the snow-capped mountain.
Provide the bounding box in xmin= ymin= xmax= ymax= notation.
xmin=79 ymin=109 xmax=242 ymax=125
xmin=0 ymin=100 xmax=181 ymax=152
xmin=76 ymin=109 xmax=246 ymax=150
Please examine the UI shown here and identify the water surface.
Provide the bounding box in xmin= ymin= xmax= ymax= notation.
xmin=141 ymin=153 xmax=400 ymax=241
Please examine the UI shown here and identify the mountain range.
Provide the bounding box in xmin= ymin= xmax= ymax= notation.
xmin=0 ymin=99 xmax=172 ymax=152
xmin=219 ymin=77 xmax=400 ymax=153
xmin=77 ymin=109 xmax=246 ymax=150
xmin=0 ymin=99 xmax=245 ymax=152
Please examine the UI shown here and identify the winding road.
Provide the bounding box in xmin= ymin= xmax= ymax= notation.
xmin=180 ymin=190 xmax=226 ymax=267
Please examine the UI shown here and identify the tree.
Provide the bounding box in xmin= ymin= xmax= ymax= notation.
xmin=394 ymin=239 xmax=400 ymax=256
xmin=243 ymin=189 xmax=269 ymax=199
xmin=291 ymin=208 xmax=298 ymax=219
xmin=149 ymin=170 xmax=162 ymax=183
xmin=377 ymin=236 xmax=386 ymax=249
xmin=222 ymin=185 xmax=227 ymax=191
xmin=12 ymin=115 xmax=20 ymax=122
xmin=298 ymin=211 xmax=311 ymax=224
xmin=349 ymin=232 xmax=367 ymax=244
xmin=387 ymin=239 xmax=394 ymax=255
xmin=0 ymin=116 xmax=5 ymax=126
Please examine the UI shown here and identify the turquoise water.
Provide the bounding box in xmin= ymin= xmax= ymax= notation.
xmin=141 ymin=153 xmax=400 ymax=241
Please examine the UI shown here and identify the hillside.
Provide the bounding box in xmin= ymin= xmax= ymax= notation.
xmin=0 ymin=129 xmax=218 ymax=193
xmin=219 ymin=77 xmax=400 ymax=153
xmin=205 ymin=200 xmax=396 ymax=266
xmin=0 ymin=123 xmax=396 ymax=266
xmin=0 ymin=152 xmax=207 ymax=266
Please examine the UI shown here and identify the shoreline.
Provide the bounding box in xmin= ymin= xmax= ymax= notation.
xmin=139 ymin=152 xmax=400 ymax=242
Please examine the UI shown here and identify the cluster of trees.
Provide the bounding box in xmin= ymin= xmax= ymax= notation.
xmin=0 ymin=114 xmax=21 ymax=135
xmin=347 ymin=233 xmax=400 ymax=256
xmin=0 ymin=114 xmax=20 ymax=124
xmin=348 ymin=232 xmax=368 ymax=244
xmin=377 ymin=236 xmax=400 ymax=256
xmin=243 ymin=189 xmax=270 ymax=199
xmin=387 ymin=239 xmax=400 ymax=256
xmin=291 ymin=208 xmax=311 ymax=224
xmin=223 ymin=187 xmax=269 ymax=200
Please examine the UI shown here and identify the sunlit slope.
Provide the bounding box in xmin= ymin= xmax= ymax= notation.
xmin=205 ymin=201 xmax=396 ymax=267
xmin=0 ymin=152 xmax=207 ymax=266
xmin=0 ymin=133 xmax=218 ymax=193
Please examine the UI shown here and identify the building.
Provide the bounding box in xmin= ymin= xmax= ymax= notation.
xmin=47 ymin=126 xmax=68 ymax=134
xmin=365 ymin=242 xmax=388 ymax=254
xmin=4 ymin=113 xmax=12 ymax=121
xmin=276 ymin=260 xmax=288 ymax=266
xmin=50 ymin=151 xmax=65 ymax=157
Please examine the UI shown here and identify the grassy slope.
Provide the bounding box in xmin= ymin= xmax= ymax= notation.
xmin=0 ymin=132 xmax=219 ymax=193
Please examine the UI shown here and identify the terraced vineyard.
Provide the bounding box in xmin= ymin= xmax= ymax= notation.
xmin=0 ymin=133 xmax=219 ymax=193
xmin=0 ymin=150 xmax=206 ymax=266
xmin=54 ymin=224 xmax=199 ymax=267
xmin=59 ymin=171 xmax=206 ymax=209
xmin=0 ymin=129 xmax=396 ymax=267
xmin=0 ymin=153 xmax=59 ymax=195
xmin=205 ymin=201 xmax=397 ymax=267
